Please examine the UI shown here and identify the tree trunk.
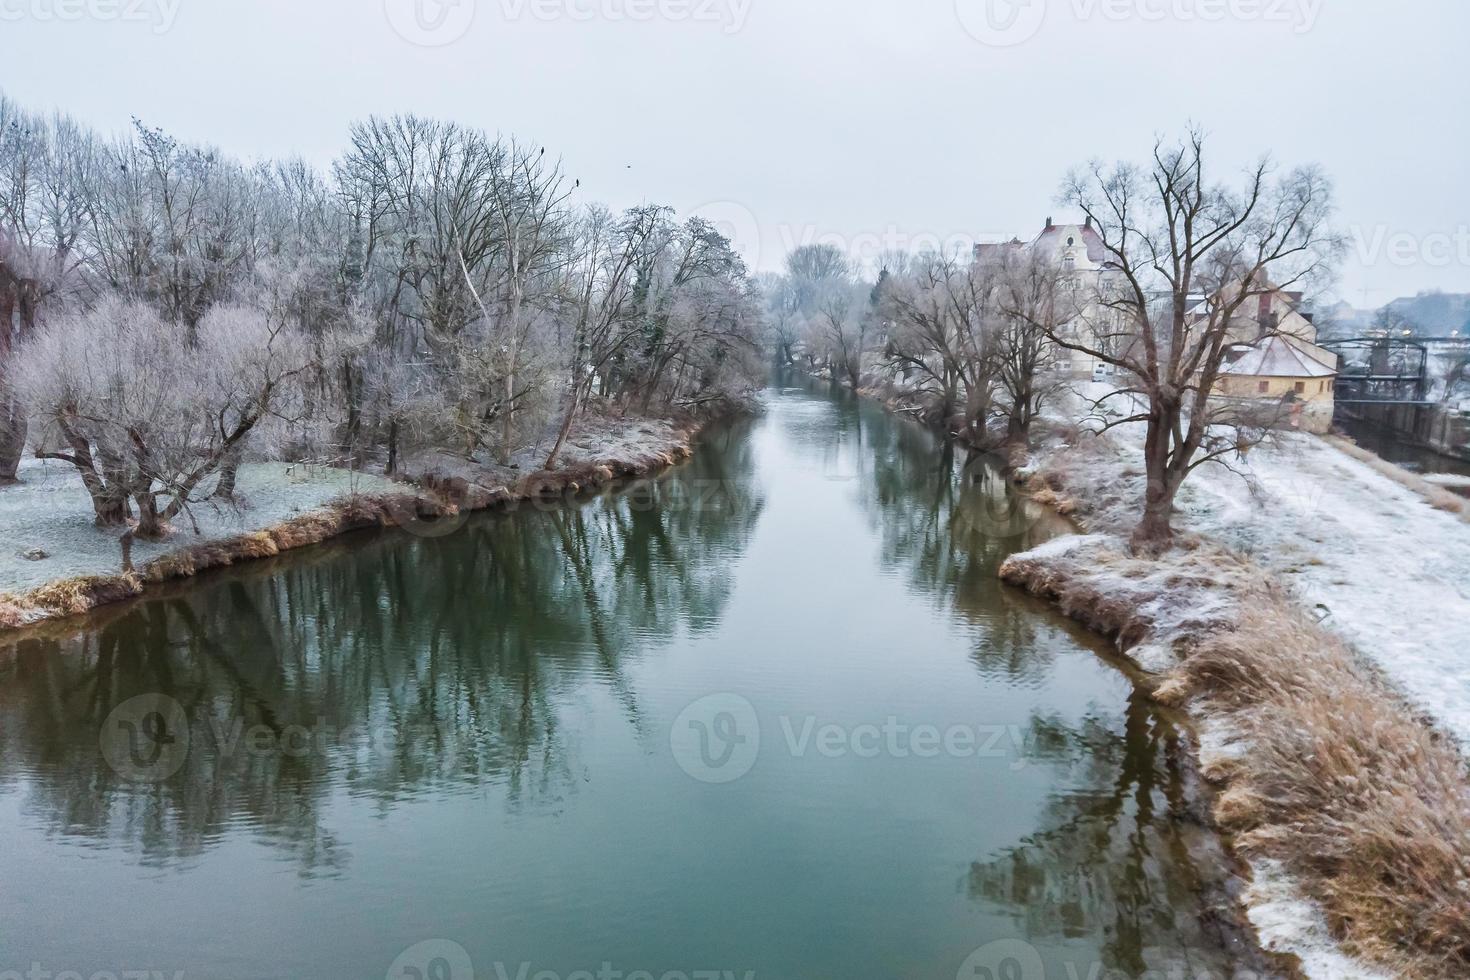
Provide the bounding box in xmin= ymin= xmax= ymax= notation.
xmin=0 ymin=283 xmax=20 ymax=483
xmin=134 ymin=491 xmax=167 ymax=539
xmin=545 ymin=381 xmax=584 ymax=471
xmin=1131 ymin=410 xmax=1181 ymax=556
xmin=93 ymin=489 xmax=132 ymax=528
xmin=213 ymin=444 xmax=243 ymax=499
xmin=0 ymin=399 xmax=22 ymax=484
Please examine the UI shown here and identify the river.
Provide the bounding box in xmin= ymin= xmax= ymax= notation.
xmin=0 ymin=379 xmax=1252 ymax=980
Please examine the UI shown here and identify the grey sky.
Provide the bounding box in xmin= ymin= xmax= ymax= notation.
xmin=2 ymin=0 xmax=1466 ymax=308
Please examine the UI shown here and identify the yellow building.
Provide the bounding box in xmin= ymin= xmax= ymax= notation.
xmin=1217 ymin=336 xmax=1339 ymax=434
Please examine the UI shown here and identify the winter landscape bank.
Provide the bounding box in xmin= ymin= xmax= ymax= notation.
xmin=995 ymin=390 xmax=1470 ymax=980
xmin=756 ymin=130 xmax=1470 ymax=977
xmin=0 ymin=93 xmax=764 ymax=629
xmin=0 ymin=410 xmax=713 ymax=631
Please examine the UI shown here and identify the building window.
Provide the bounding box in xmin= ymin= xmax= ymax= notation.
xmin=1294 ymin=381 xmax=1306 ymax=394
xmin=1258 ymin=381 xmax=1269 ymax=394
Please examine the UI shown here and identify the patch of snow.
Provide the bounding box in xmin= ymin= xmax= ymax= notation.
xmin=0 ymin=460 xmax=395 ymax=594
xmin=1243 ymin=860 xmax=1392 ymax=980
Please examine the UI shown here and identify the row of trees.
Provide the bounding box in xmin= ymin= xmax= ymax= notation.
xmin=765 ymin=130 xmax=1344 ymax=552
xmin=0 ymin=96 xmax=763 ymax=537
xmin=764 ymin=242 xmax=1070 ymax=447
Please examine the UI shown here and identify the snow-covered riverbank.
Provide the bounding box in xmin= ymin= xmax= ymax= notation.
xmin=998 ymin=385 xmax=1470 ymax=980
xmin=0 ymin=411 xmax=710 ymax=631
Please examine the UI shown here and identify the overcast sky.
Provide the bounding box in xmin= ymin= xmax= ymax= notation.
xmin=2 ymin=0 xmax=1466 ymax=307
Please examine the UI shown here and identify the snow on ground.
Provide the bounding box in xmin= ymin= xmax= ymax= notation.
xmin=1241 ymin=860 xmax=1392 ymax=980
xmin=0 ymin=458 xmax=395 ymax=594
xmin=1056 ymin=380 xmax=1470 ymax=748
xmin=1180 ymin=434 xmax=1470 ymax=748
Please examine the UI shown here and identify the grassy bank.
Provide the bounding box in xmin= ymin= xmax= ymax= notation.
xmin=999 ymin=439 xmax=1470 ymax=979
xmin=0 ymin=411 xmax=710 ymax=633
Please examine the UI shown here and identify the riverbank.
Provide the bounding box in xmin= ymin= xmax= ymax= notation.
xmin=998 ymin=392 xmax=1470 ymax=979
xmin=0 ymin=408 xmax=715 ymax=633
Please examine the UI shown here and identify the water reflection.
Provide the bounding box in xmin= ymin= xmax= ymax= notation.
xmin=967 ymin=692 xmax=1237 ymax=977
xmin=0 ymin=426 xmax=765 ymax=872
xmin=0 ymin=383 xmax=1249 ymax=979
xmin=781 ymin=377 xmax=1241 ymax=977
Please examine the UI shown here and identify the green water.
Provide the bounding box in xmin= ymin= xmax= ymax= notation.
xmin=0 ymin=380 xmax=1248 ymax=980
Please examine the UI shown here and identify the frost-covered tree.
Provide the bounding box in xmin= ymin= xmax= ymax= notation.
xmin=0 ymin=90 xmax=765 ymax=533
xmin=876 ymin=251 xmax=999 ymax=439
xmin=18 ymin=296 xmax=313 ymax=537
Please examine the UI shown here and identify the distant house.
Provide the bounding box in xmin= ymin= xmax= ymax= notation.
xmin=974 ymin=217 xmax=1127 ymax=377
xmin=1216 ymin=335 xmax=1339 ymax=434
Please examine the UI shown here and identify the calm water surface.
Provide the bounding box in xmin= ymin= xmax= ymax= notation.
xmin=0 ymin=381 xmax=1244 ymax=979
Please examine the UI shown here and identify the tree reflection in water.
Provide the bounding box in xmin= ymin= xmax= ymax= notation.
xmin=0 ymin=421 xmax=764 ymax=874
xmin=790 ymin=378 xmax=1238 ymax=978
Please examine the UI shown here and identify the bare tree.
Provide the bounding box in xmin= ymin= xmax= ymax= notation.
xmin=877 ymin=251 xmax=1001 ymax=441
xmin=1048 ymin=129 xmax=1345 ymax=553
xmin=18 ymin=297 xmax=314 ymax=537
xmin=994 ymin=248 xmax=1069 ymax=443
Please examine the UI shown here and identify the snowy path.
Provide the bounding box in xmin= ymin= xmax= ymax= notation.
xmin=1182 ymin=435 xmax=1470 ymax=745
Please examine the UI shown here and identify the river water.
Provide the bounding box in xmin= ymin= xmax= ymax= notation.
xmin=0 ymin=380 xmax=1249 ymax=980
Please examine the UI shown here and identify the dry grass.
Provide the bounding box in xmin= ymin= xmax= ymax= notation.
xmin=1001 ymin=539 xmax=1470 ymax=977
xmin=1182 ymin=602 xmax=1470 ymax=977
